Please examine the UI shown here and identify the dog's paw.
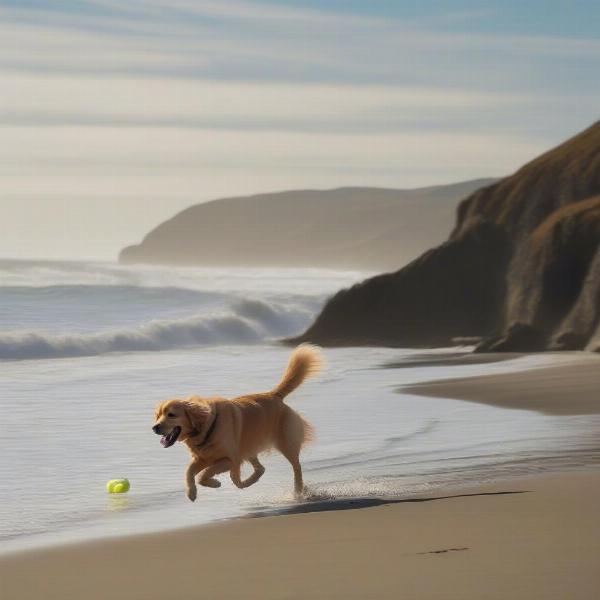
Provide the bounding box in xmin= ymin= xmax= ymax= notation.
xmin=199 ymin=477 xmax=221 ymax=488
xmin=294 ymin=485 xmax=308 ymax=502
xmin=186 ymin=485 xmax=197 ymax=502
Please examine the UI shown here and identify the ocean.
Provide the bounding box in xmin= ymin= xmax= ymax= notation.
xmin=1 ymin=259 xmax=599 ymax=553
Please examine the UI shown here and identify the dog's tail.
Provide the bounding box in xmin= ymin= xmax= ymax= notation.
xmin=272 ymin=344 xmax=323 ymax=400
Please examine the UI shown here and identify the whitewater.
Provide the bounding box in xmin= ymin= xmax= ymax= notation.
xmin=0 ymin=260 xmax=351 ymax=360
xmin=1 ymin=258 xmax=599 ymax=552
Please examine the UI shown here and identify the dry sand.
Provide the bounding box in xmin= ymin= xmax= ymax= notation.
xmin=403 ymin=353 xmax=600 ymax=415
xmin=1 ymin=472 xmax=599 ymax=600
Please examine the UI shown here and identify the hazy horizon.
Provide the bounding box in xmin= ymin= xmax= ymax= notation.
xmin=1 ymin=178 xmax=496 ymax=263
xmin=1 ymin=0 xmax=599 ymax=260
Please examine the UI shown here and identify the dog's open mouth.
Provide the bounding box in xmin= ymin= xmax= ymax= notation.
xmin=160 ymin=426 xmax=181 ymax=448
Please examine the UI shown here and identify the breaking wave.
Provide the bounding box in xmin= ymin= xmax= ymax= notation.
xmin=0 ymin=299 xmax=312 ymax=361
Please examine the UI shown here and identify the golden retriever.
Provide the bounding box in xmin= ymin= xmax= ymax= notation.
xmin=152 ymin=344 xmax=322 ymax=501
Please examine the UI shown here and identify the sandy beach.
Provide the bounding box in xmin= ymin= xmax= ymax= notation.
xmin=0 ymin=355 xmax=600 ymax=600
xmin=1 ymin=471 xmax=598 ymax=600
xmin=0 ymin=356 xmax=600 ymax=600
xmin=2 ymin=355 xmax=600 ymax=600
xmin=403 ymin=353 xmax=600 ymax=415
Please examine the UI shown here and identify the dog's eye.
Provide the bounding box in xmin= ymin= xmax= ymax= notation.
xmin=167 ymin=412 xmax=176 ymax=418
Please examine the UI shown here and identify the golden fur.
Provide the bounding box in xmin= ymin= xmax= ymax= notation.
xmin=152 ymin=344 xmax=322 ymax=501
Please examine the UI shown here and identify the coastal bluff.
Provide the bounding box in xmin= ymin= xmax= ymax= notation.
xmin=119 ymin=180 xmax=494 ymax=272
xmin=297 ymin=121 xmax=600 ymax=352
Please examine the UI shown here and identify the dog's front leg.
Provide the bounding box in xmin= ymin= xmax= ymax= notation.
xmin=199 ymin=458 xmax=232 ymax=488
xmin=185 ymin=458 xmax=206 ymax=502
xmin=233 ymin=456 xmax=265 ymax=489
xmin=230 ymin=458 xmax=265 ymax=489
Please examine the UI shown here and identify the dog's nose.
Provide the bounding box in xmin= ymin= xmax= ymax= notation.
xmin=152 ymin=424 xmax=161 ymax=434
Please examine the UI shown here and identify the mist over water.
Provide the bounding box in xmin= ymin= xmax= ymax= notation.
xmin=1 ymin=260 xmax=598 ymax=552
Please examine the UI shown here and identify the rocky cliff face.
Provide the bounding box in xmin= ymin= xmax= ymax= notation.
xmin=297 ymin=122 xmax=600 ymax=352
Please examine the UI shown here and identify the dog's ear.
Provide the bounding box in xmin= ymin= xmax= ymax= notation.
xmin=183 ymin=401 xmax=211 ymax=429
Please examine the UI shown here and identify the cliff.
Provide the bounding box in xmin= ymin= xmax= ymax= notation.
xmin=119 ymin=180 xmax=494 ymax=271
xmin=297 ymin=122 xmax=600 ymax=352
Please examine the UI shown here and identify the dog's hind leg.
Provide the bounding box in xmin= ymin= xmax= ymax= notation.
xmin=279 ymin=447 xmax=304 ymax=499
xmin=229 ymin=457 xmax=265 ymax=489
xmin=275 ymin=407 xmax=309 ymax=498
xmin=199 ymin=458 xmax=232 ymax=488
xmin=275 ymin=437 xmax=305 ymax=498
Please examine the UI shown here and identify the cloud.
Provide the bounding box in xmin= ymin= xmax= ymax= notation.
xmin=0 ymin=72 xmax=530 ymax=133
xmin=2 ymin=1 xmax=599 ymax=89
xmin=432 ymin=8 xmax=498 ymax=23
xmin=0 ymin=123 xmax=544 ymax=194
xmin=0 ymin=0 xmax=598 ymax=259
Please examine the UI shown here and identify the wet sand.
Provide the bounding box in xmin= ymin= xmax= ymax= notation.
xmin=1 ymin=471 xmax=599 ymax=600
xmin=382 ymin=350 xmax=523 ymax=369
xmin=402 ymin=354 xmax=600 ymax=415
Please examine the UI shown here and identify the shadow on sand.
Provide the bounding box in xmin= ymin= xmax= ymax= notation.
xmin=247 ymin=490 xmax=529 ymax=518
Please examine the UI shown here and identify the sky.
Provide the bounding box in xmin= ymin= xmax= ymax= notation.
xmin=1 ymin=0 xmax=599 ymax=260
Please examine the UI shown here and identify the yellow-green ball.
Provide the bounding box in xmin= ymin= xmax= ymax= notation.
xmin=106 ymin=478 xmax=130 ymax=494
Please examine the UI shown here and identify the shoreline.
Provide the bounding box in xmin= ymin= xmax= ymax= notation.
xmin=401 ymin=353 xmax=600 ymax=415
xmin=2 ymin=469 xmax=599 ymax=599
xmin=3 ymin=351 xmax=600 ymax=556
xmin=3 ymin=352 xmax=600 ymax=598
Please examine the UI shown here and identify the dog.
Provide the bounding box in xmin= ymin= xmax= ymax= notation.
xmin=152 ymin=344 xmax=322 ymax=501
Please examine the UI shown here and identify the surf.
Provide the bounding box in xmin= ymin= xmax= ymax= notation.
xmin=0 ymin=298 xmax=312 ymax=361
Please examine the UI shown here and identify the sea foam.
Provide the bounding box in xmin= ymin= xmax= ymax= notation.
xmin=0 ymin=298 xmax=311 ymax=360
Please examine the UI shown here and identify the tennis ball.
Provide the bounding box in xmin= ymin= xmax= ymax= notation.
xmin=106 ymin=478 xmax=130 ymax=494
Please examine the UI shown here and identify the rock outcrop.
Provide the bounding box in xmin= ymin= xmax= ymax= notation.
xmin=297 ymin=122 xmax=600 ymax=352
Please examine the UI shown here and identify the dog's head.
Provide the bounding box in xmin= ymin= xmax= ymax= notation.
xmin=152 ymin=398 xmax=211 ymax=448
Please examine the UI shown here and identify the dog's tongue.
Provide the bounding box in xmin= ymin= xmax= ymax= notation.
xmin=160 ymin=435 xmax=168 ymax=447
